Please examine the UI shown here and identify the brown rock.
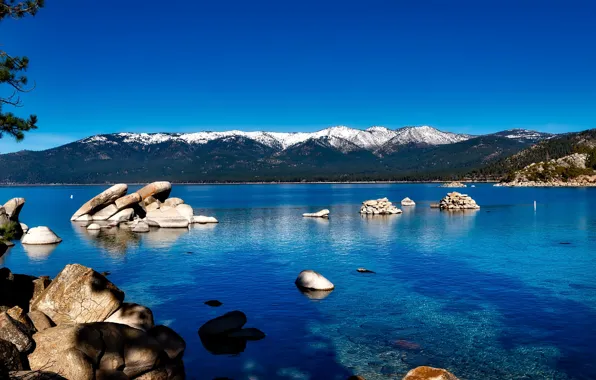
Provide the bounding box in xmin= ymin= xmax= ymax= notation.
xmin=402 ymin=366 xmax=459 ymax=380
xmin=31 ymin=264 xmax=124 ymax=325
xmin=6 ymin=306 xmax=34 ymax=332
xmin=0 ymin=338 xmax=22 ymax=371
xmin=8 ymin=371 xmax=67 ymax=379
xmin=114 ymin=192 xmax=142 ymax=210
xmin=0 ymin=312 xmax=33 ymax=353
xmin=28 ymin=324 xmax=103 ymax=378
xmin=27 ymin=310 xmax=54 ymax=331
xmin=106 ymin=303 xmax=154 ymax=331
xmin=148 ymin=325 xmax=186 ymax=360
xmin=30 ymin=276 xmax=52 ymax=306
xmin=120 ymin=325 xmax=163 ymax=377
xmin=96 ymin=369 xmax=130 ymax=380
xmin=71 ymin=184 xmax=128 ymax=221
xmin=135 ymin=368 xmax=169 ymax=380
xmin=3 ymin=198 xmax=25 ymax=221
xmin=136 ymin=182 xmax=172 ymax=202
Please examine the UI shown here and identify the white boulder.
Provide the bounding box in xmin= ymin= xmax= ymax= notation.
xmin=295 ymin=270 xmax=334 ymax=291
xmin=302 ymin=209 xmax=330 ymax=218
xmin=192 ymin=215 xmax=218 ymax=224
xmin=401 ymin=197 xmax=416 ymax=206
xmin=21 ymin=227 xmax=62 ymax=245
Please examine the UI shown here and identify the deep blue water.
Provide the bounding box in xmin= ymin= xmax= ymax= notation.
xmin=1 ymin=184 xmax=596 ymax=380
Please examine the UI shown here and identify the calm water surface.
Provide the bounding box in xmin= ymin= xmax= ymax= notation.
xmin=1 ymin=184 xmax=595 ymax=380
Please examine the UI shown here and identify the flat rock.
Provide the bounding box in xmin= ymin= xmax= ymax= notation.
xmin=192 ymin=215 xmax=218 ymax=224
xmin=114 ymin=192 xmax=142 ymax=210
xmin=303 ymin=209 xmax=330 ymax=218
xmin=21 ymin=226 xmax=62 ymax=245
xmin=136 ymin=181 xmax=172 ymax=202
xmin=295 ymin=270 xmax=334 ymax=291
xmin=402 ymin=366 xmax=459 ymax=380
xmin=146 ymin=208 xmax=189 ymax=228
xmin=70 ymin=184 xmax=128 ymax=221
xmin=31 ymin=264 xmax=124 ymax=325
xmin=106 ymin=303 xmax=154 ymax=331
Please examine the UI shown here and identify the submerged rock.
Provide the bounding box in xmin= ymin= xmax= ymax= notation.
xmin=402 ymin=366 xmax=459 ymax=380
xmin=303 ymin=209 xmax=330 ymax=218
xmin=199 ymin=311 xmax=247 ymax=337
xmin=21 ymin=226 xmax=62 ymax=245
xmin=204 ymin=300 xmax=223 ymax=307
xmin=357 ymin=268 xmax=375 ymax=273
xmin=198 ymin=311 xmax=265 ymax=356
xmin=70 ymin=183 xmax=128 ymax=221
xmin=295 ymin=270 xmax=334 ymax=291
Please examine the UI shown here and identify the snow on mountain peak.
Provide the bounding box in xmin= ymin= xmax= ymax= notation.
xmin=390 ymin=126 xmax=471 ymax=145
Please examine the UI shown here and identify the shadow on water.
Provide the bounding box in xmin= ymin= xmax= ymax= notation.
xmin=391 ymin=252 xmax=596 ymax=379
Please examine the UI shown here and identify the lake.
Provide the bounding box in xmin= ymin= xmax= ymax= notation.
xmin=1 ymin=184 xmax=595 ymax=379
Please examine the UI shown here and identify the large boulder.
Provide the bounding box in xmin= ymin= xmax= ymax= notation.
xmin=163 ymin=198 xmax=184 ymax=208
xmin=146 ymin=208 xmax=189 ymax=228
xmin=28 ymin=324 xmax=103 ymax=379
xmin=106 ymin=303 xmax=154 ymax=331
xmin=70 ymin=184 xmax=128 ymax=221
xmin=295 ymin=270 xmax=334 ymax=291
xmin=114 ymin=192 xmax=142 ymax=210
xmin=3 ymin=198 xmax=25 ymax=221
xmin=31 ymin=264 xmax=124 ymax=325
xmin=21 ymin=227 xmax=62 ymax=245
xmin=198 ymin=311 xmax=247 ymax=337
xmin=136 ymin=181 xmax=172 ymax=202
xmin=402 ymin=366 xmax=459 ymax=380
xmin=91 ymin=204 xmax=119 ymax=221
xmin=148 ymin=325 xmax=186 ymax=360
xmin=401 ymin=197 xmax=416 ymax=206
xmin=108 ymin=208 xmax=135 ymax=223
xmin=6 ymin=306 xmax=35 ymax=332
xmin=174 ymin=204 xmax=194 ymax=222
xmin=0 ymin=312 xmax=33 ymax=353
xmin=0 ymin=338 xmax=22 ymax=371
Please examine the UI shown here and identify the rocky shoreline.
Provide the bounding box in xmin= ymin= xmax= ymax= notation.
xmin=495 ymin=180 xmax=596 ymax=187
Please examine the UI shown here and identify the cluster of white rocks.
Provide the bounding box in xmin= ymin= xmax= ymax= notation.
xmin=495 ymin=178 xmax=596 ymax=187
xmin=71 ymin=181 xmax=218 ymax=232
xmin=439 ymin=192 xmax=480 ymax=210
xmin=440 ymin=181 xmax=467 ymax=188
xmin=359 ymin=198 xmax=402 ymax=215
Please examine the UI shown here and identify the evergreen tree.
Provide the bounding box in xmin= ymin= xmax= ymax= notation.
xmin=0 ymin=0 xmax=44 ymax=141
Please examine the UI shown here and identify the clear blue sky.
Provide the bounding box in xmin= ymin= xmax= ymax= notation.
xmin=1 ymin=0 xmax=595 ymax=152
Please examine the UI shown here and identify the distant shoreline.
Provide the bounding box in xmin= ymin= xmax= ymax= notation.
xmin=0 ymin=180 xmax=499 ymax=187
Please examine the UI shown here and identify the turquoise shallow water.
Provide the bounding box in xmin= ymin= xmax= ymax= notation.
xmin=1 ymin=184 xmax=596 ymax=379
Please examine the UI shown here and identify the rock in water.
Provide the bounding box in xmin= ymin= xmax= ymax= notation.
xmin=204 ymin=300 xmax=223 ymax=307
xmin=302 ymin=209 xmax=330 ymax=218
xmin=108 ymin=208 xmax=135 ymax=223
xmin=70 ymin=184 xmax=128 ymax=221
xmin=357 ymin=268 xmax=375 ymax=273
xmin=31 ymin=264 xmax=124 ymax=325
xmin=402 ymin=366 xmax=459 ymax=380
xmin=87 ymin=223 xmax=101 ymax=231
xmin=114 ymin=192 xmax=141 ymax=210
xmin=295 ymin=270 xmax=334 ymax=291
xmin=132 ymin=221 xmax=150 ymax=233
xmin=21 ymin=227 xmax=62 ymax=245
xmin=401 ymin=197 xmax=416 ymax=206
xmin=3 ymin=198 xmax=25 ymax=221
xmin=359 ymin=198 xmax=402 ymax=215
xmin=146 ymin=207 xmax=189 ymax=228
xmin=440 ymin=182 xmax=467 ymax=188
xmin=175 ymin=204 xmax=194 ymax=222
xmin=19 ymin=223 xmax=28 ymax=233
xmin=198 ymin=311 xmax=247 ymax=337
xmin=105 ymin=303 xmax=154 ymax=331
xmin=438 ymin=192 xmax=480 ymax=210
xmin=136 ymin=181 xmax=172 ymax=202
xmin=226 ymin=327 xmax=266 ymax=340
xmin=192 ymin=215 xmax=218 ymax=224
xmin=91 ymin=203 xmax=119 ymax=221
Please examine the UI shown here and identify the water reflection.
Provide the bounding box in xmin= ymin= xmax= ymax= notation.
xmin=141 ymin=227 xmax=188 ymax=249
xmin=0 ymin=245 xmax=11 ymax=265
xmin=22 ymin=243 xmax=59 ymax=260
xmin=297 ymin=287 xmax=334 ymax=300
xmin=72 ymin=222 xmax=140 ymax=256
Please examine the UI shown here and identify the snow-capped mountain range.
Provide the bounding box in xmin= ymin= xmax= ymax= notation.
xmin=81 ymin=125 xmax=480 ymax=153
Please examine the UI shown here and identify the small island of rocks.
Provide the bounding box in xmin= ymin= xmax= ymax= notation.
xmin=438 ymin=192 xmax=480 ymax=210
xmin=359 ymin=198 xmax=402 ymax=215
xmin=440 ymin=181 xmax=467 ymax=188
